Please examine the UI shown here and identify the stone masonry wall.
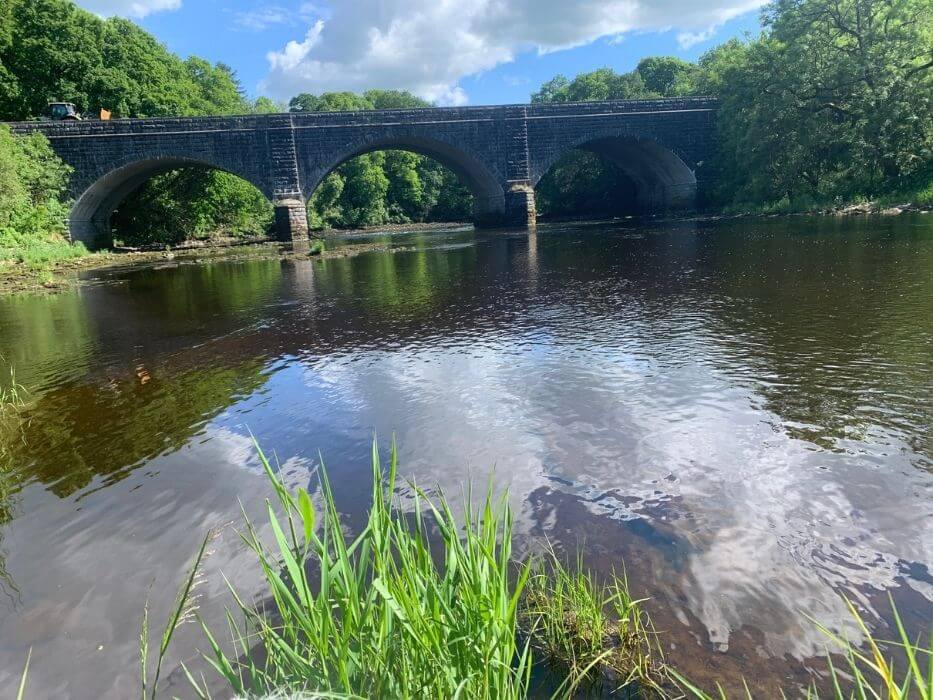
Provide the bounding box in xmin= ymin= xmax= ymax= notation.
xmin=7 ymin=98 xmax=718 ymax=246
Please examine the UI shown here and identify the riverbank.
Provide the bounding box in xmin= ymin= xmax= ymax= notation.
xmin=718 ymin=187 xmax=933 ymax=217
xmin=310 ymin=219 xmax=471 ymax=237
xmin=0 ymin=234 xmax=432 ymax=295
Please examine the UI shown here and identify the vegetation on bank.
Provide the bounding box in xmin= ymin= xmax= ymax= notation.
xmin=137 ymin=440 xmax=932 ymax=699
xmin=0 ymin=124 xmax=87 ymax=276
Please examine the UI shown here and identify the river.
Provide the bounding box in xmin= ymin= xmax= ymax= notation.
xmin=0 ymin=216 xmax=930 ymax=697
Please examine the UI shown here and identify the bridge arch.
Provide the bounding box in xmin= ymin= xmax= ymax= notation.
xmin=532 ymin=131 xmax=697 ymax=214
xmin=301 ymin=135 xmax=506 ymax=227
xmin=69 ymin=156 xmax=273 ymax=248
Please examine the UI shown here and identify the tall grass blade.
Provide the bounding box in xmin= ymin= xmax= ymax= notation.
xmin=16 ymin=648 xmax=30 ymax=700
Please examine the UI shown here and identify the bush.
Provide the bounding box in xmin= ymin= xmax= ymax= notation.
xmin=0 ymin=126 xmax=69 ymax=236
xmin=112 ymin=169 xmax=274 ymax=247
xmin=0 ymin=125 xmax=85 ymax=265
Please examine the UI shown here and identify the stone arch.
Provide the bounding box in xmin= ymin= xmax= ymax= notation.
xmin=69 ymin=156 xmax=273 ymax=249
xmin=302 ymin=135 xmax=506 ymax=227
xmin=532 ymin=131 xmax=697 ymax=213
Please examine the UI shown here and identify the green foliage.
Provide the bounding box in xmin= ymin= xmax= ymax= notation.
xmin=292 ymin=90 xmax=473 ymax=229
xmin=535 ymin=150 xmax=639 ymax=219
xmin=146 ymin=440 xmax=666 ymax=699
xmin=251 ymin=96 xmax=283 ymax=114
xmin=0 ymin=125 xmax=85 ymax=264
xmin=307 ymin=172 xmax=346 ymax=229
xmin=146 ymin=440 xmax=932 ymax=699
xmin=0 ymin=0 xmax=274 ymax=249
xmin=183 ymin=58 xmax=246 ymax=116
xmin=531 ymin=65 xmax=689 ymax=218
xmin=385 ymin=150 xmax=426 ymax=222
xmin=531 ymin=0 xmax=933 ymax=214
xmin=421 ymin=163 xmax=474 ymax=222
xmin=524 ymin=554 xmax=660 ymax=692
xmin=159 ymin=441 xmax=536 ymax=698
xmin=112 ymin=169 xmax=273 ymax=247
xmin=364 ymin=89 xmax=431 ymax=109
xmin=700 ymin=0 xmax=933 ymax=206
xmin=0 ymin=0 xmax=248 ymax=120
xmin=636 ymin=56 xmax=700 ymax=97
xmin=289 ymin=91 xmax=374 ymax=113
xmin=339 ymin=152 xmax=390 ymax=227
xmin=532 ymin=67 xmax=659 ymax=103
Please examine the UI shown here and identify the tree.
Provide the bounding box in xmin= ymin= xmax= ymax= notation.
xmin=535 ymin=151 xmax=639 ymax=219
xmin=530 ymin=67 xmax=658 ymax=218
xmin=307 ymin=172 xmax=345 ymax=229
xmin=384 ymin=150 xmax=426 ymax=222
xmin=532 ymin=68 xmax=657 ymax=103
xmin=702 ymin=0 xmax=933 ymax=206
xmin=288 ymin=93 xmax=321 ymax=113
xmin=112 ymin=169 xmax=272 ymax=246
xmin=338 ymin=152 xmax=389 ymax=228
xmin=364 ymin=89 xmax=431 ymax=109
xmin=0 ymin=125 xmax=71 ymax=245
xmin=0 ymin=3 xmax=19 ymax=114
xmin=252 ymin=97 xmax=283 ymax=114
xmin=298 ymin=89 xmax=472 ymax=229
xmin=289 ymin=92 xmax=373 ymax=113
xmin=0 ymin=0 xmax=102 ymax=120
xmin=185 ymin=59 xmax=247 ymax=115
xmin=635 ymin=56 xmax=700 ymax=96
xmin=531 ymin=75 xmax=570 ymax=104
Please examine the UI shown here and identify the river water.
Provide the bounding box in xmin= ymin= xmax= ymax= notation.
xmin=0 ymin=217 xmax=930 ymax=697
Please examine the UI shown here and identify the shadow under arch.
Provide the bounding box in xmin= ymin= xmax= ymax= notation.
xmin=70 ymin=157 xmax=273 ymax=249
xmin=533 ymin=132 xmax=697 ymax=214
xmin=304 ymin=136 xmax=506 ymax=227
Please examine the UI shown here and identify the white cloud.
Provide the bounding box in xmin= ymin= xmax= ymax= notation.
xmin=75 ymin=0 xmax=181 ymax=19
xmin=677 ymin=28 xmax=719 ymax=49
xmin=233 ymin=6 xmax=296 ymax=31
xmin=260 ymin=0 xmax=763 ymax=104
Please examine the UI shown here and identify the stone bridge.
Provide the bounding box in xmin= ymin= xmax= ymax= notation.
xmin=9 ymin=98 xmax=718 ymax=248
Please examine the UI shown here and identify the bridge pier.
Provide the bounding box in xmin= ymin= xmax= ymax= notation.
xmin=273 ymin=198 xmax=309 ymax=245
xmin=503 ymin=185 xmax=536 ymax=228
xmin=474 ymin=185 xmax=536 ymax=229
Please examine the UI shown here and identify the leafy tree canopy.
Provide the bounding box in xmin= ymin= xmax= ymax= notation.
xmin=0 ymin=0 xmax=249 ymax=120
xmin=532 ymin=0 xmax=932 ymax=210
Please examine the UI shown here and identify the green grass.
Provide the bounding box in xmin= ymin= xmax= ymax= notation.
xmin=523 ymin=554 xmax=660 ymax=693
xmin=308 ymin=238 xmax=326 ymax=256
xmin=876 ymin=180 xmax=933 ymax=209
xmin=0 ymin=362 xmax=28 ymax=461
xmin=13 ymin=649 xmax=30 ymax=700
xmin=0 ymin=237 xmax=89 ymax=270
xmin=149 ymin=440 xmax=537 ymax=699
xmin=0 ymin=365 xmax=26 ymax=416
xmin=723 ymin=178 xmax=933 ymax=217
xmin=672 ymin=595 xmax=932 ymax=699
xmin=143 ymin=440 xmax=932 ymax=700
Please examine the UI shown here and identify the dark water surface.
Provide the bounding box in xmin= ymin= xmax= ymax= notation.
xmin=0 ymin=217 xmax=931 ymax=697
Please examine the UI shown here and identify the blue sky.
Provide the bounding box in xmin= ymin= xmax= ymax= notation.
xmin=75 ymin=0 xmax=764 ymax=105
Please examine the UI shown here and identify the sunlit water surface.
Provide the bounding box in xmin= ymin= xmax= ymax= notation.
xmin=0 ymin=217 xmax=930 ymax=697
